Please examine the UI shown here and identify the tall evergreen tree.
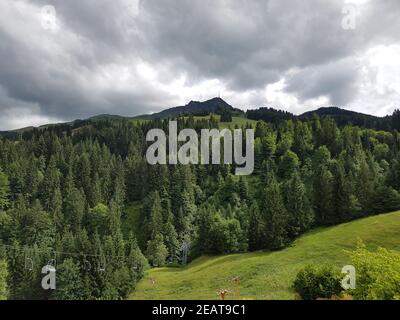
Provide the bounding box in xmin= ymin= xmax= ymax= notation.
xmin=0 ymin=168 xmax=10 ymax=210
xmin=331 ymin=160 xmax=360 ymax=223
xmin=313 ymin=164 xmax=334 ymax=225
xmin=283 ymin=172 xmax=314 ymax=238
xmin=392 ymin=109 xmax=400 ymax=131
xmin=54 ymin=259 xmax=84 ymax=300
xmin=248 ymin=201 xmax=264 ymax=251
xmin=146 ymin=233 xmax=168 ymax=267
xmin=260 ymin=175 xmax=288 ymax=250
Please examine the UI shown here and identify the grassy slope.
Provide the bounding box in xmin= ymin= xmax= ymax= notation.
xmin=181 ymin=114 xmax=258 ymax=129
xmin=220 ymin=116 xmax=257 ymax=129
xmin=130 ymin=211 xmax=400 ymax=300
xmin=129 ymin=114 xmax=257 ymax=128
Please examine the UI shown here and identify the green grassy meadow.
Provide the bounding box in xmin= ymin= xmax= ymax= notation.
xmin=130 ymin=211 xmax=400 ymax=300
xmin=181 ymin=114 xmax=258 ymax=129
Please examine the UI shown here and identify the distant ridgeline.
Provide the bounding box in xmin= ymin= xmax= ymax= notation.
xmin=247 ymin=106 xmax=398 ymax=130
xmin=1 ymin=99 xmax=399 ymax=139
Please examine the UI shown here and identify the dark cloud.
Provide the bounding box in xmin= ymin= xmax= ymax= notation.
xmin=0 ymin=0 xmax=399 ymax=129
xmin=285 ymin=58 xmax=361 ymax=106
xmin=138 ymin=0 xmax=354 ymax=89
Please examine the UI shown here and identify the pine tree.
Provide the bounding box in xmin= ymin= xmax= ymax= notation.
xmin=387 ymin=155 xmax=400 ymax=191
xmin=283 ymin=172 xmax=314 ymax=238
xmin=147 ymin=192 xmax=163 ymax=239
xmin=54 ymin=258 xmax=84 ymax=300
xmin=64 ymin=187 xmax=86 ymax=232
xmin=293 ymin=121 xmax=313 ymax=159
xmin=371 ymin=184 xmax=400 ymax=213
xmin=0 ymin=168 xmax=10 ymax=210
xmin=108 ymin=199 xmax=122 ymax=235
xmin=220 ymin=110 xmax=233 ymax=122
xmin=24 ymin=156 xmax=41 ymax=201
xmin=146 ymin=233 xmax=168 ymax=267
xmin=126 ymin=234 xmax=149 ymax=279
xmin=40 ymin=156 xmax=61 ymax=212
xmin=75 ymin=152 xmax=91 ymax=200
xmin=112 ymin=159 xmax=126 ymax=208
xmin=278 ymin=150 xmax=300 ymax=179
xmin=255 ymin=121 xmax=272 ymax=139
xmin=260 ymin=133 xmax=277 ymax=160
xmin=90 ymin=173 xmax=103 ymax=207
xmin=5 ymin=243 xmax=22 ymax=299
xmin=238 ymin=176 xmax=249 ymax=202
xmin=248 ymin=201 xmax=264 ymax=251
xmin=392 ymin=109 xmax=400 ymax=131
xmin=260 ymin=175 xmax=288 ymax=250
xmin=163 ymin=213 xmax=180 ymax=263
xmin=354 ymin=155 xmax=376 ymax=214
xmin=331 ymin=160 xmax=360 ymax=223
xmin=51 ymin=187 xmax=63 ymax=232
xmin=313 ymin=164 xmax=334 ymax=225
xmin=87 ymin=203 xmax=108 ymax=235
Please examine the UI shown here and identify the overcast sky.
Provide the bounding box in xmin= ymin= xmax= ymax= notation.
xmin=0 ymin=0 xmax=400 ymax=130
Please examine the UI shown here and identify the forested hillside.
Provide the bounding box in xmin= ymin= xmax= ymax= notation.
xmin=1 ymin=111 xmax=400 ymax=299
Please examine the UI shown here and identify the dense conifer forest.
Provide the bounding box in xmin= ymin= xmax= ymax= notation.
xmin=1 ymin=109 xmax=400 ymax=299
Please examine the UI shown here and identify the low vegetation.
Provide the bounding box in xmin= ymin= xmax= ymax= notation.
xmin=293 ymin=264 xmax=343 ymax=300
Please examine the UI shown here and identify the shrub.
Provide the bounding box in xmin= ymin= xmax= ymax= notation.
xmin=0 ymin=260 xmax=8 ymax=300
xmin=293 ymin=264 xmax=343 ymax=300
xmin=351 ymin=244 xmax=400 ymax=300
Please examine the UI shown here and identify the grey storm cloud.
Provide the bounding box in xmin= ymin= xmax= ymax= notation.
xmin=285 ymin=58 xmax=361 ymax=106
xmin=0 ymin=0 xmax=400 ymax=129
xmin=138 ymin=0 xmax=353 ymax=87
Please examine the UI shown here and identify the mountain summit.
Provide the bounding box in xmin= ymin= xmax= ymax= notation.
xmin=152 ymin=97 xmax=234 ymax=118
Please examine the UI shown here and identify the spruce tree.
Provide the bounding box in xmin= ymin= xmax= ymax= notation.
xmin=0 ymin=168 xmax=10 ymax=210
xmin=54 ymin=259 xmax=84 ymax=300
xmin=331 ymin=160 xmax=360 ymax=223
xmin=248 ymin=201 xmax=264 ymax=251
xmin=146 ymin=233 xmax=168 ymax=267
xmin=313 ymin=164 xmax=334 ymax=225
xmin=392 ymin=109 xmax=400 ymax=131
xmin=260 ymin=175 xmax=288 ymax=250
xmin=283 ymin=172 xmax=314 ymax=238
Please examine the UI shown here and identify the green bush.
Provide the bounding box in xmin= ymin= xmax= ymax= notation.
xmin=293 ymin=264 xmax=343 ymax=300
xmin=0 ymin=260 xmax=8 ymax=300
xmin=351 ymin=244 xmax=400 ymax=300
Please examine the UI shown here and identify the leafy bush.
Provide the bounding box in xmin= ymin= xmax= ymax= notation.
xmin=293 ymin=264 xmax=343 ymax=300
xmin=351 ymin=244 xmax=400 ymax=300
xmin=0 ymin=260 xmax=8 ymax=300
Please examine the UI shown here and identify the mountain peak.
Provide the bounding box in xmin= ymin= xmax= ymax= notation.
xmin=152 ymin=97 xmax=234 ymax=118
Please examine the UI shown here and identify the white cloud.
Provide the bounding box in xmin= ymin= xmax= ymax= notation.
xmin=347 ymin=45 xmax=400 ymax=116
